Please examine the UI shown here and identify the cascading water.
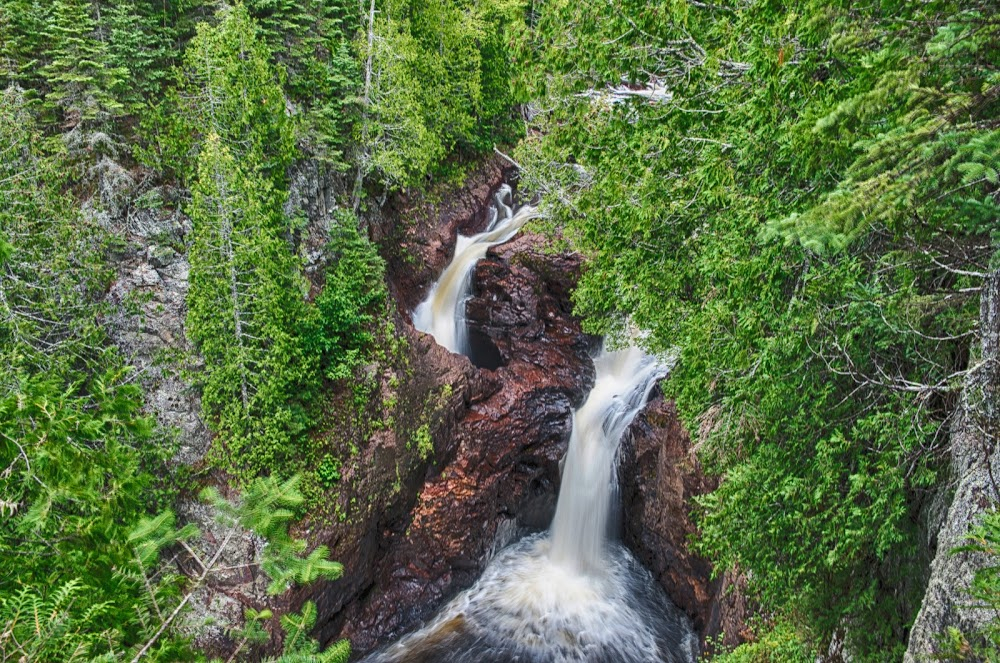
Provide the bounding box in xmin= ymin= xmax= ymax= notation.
xmin=549 ymin=346 xmax=671 ymax=573
xmin=413 ymin=184 xmax=537 ymax=355
xmin=365 ymin=344 xmax=697 ymax=663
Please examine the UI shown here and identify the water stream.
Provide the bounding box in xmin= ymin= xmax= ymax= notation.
xmin=413 ymin=184 xmax=537 ymax=356
xmin=382 ymin=191 xmax=697 ymax=662
xmin=548 ymin=346 xmax=671 ymax=574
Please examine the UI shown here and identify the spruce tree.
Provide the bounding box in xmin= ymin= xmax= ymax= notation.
xmin=0 ymin=0 xmax=48 ymax=88
xmin=104 ymin=0 xmax=174 ymax=111
xmin=41 ymin=0 xmax=122 ymax=124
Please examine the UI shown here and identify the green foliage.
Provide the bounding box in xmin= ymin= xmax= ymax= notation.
xmin=0 ymin=60 xmax=364 ymax=659
xmin=514 ymin=0 xmax=998 ymax=656
xmin=128 ymin=510 xmax=200 ymax=568
xmin=104 ymin=0 xmax=177 ymax=113
xmin=0 ymin=472 xmax=348 ymax=660
xmin=304 ymin=212 xmax=388 ymax=381
xmin=709 ymin=620 xmax=815 ymax=663
xmin=1 ymin=580 xmax=119 ymax=661
xmin=178 ymin=6 xmax=315 ymax=484
xmin=245 ymin=0 xmax=362 ymax=165
xmin=169 ymin=2 xmax=297 ymax=185
xmin=412 ymin=423 xmax=433 ymax=461
xmin=40 ymin=0 xmax=123 ymax=123
xmin=0 ymin=0 xmax=451 ymax=658
xmin=187 ymin=130 xmax=316 ymax=483
xmin=187 ymin=144 xmax=385 ymax=488
xmin=0 ymin=0 xmax=49 ymax=89
xmin=201 ymin=475 xmax=344 ymax=595
xmin=317 ymin=453 xmax=343 ymax=488
xmin=359 ymin=0 xmax=525 ymax=189
xmin=274 ymin=601 xmax=350 ymax=662
xmin=169 ymin=5 xmax=389 ymax=494
xmin=0 ymin=86 xmax=188 ymax=661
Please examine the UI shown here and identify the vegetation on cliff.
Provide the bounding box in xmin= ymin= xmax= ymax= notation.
xmin=1 ymin=0 xmax=521 ymax=658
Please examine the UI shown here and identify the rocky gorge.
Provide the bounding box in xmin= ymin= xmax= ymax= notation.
xmin=103 ymin=153 xmax=991 ymax=661
xmin=292 ymin=157 xmax=750 ymax=658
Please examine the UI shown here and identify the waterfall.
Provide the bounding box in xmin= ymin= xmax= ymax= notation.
xmin=364 ymin=342 xmax=695 ymax=663
xmin=549 ymin=345 xmax=670 ymax=573
xmin=413 ymin=184 xmax=537 ymax=355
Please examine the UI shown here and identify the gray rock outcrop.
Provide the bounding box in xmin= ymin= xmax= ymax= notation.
xmin=906 ymin=271 xmax=1000 ymax=660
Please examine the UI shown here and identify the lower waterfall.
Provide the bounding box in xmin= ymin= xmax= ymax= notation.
xmin=365 ymin=345 xmax=697 ymax=663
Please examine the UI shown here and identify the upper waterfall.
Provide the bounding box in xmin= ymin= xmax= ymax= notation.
xmin=413 ymin=185 xmax=538 ymax=355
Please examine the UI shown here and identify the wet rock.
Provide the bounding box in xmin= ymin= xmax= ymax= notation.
xmin=308 ymin=164 xmax=754 ymax=657
xmin=288 ymin=319 xmax=482 ymax=653
xmin=308 ymin=229 xmax=597 ymax=656
xmin=467 ymin=232 xmax=596 ymax=381
xmin=338 ymin=370 xmax=578 ymax=653
xmin=369 ymin=155 xmax=516 ymax=313
xmin=619 ymin=396 xmax=750 ymax=653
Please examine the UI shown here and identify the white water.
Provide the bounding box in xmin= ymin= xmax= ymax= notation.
xmin=413 ymin=185 xmax=538 ymax=354
xmin=365 ymin=344 xmax=695 ymax=663
xmin=549 ymin=346 xmax=671 ymax=573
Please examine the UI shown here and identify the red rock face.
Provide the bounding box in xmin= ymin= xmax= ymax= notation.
xmin=337 ymin=232 xmax=597 ymax=654
xmin=619 ymin=398 xmax=751 ymax=653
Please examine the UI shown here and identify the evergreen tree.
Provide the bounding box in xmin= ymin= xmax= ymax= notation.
xmin=172 ymin=2 xmax=295 ymax=184
xmin=0 ymin=85 xmax=181 ymax=661
xmin=358 ymin=0 xmax=523 ymax=189
xmin=512 ymin=0 xmax=999 ymax=656
xmin=187 ymin=132 xmax=317 ymax=480
xmin=41 ymin=0 xmax=122 ymax=124
xmin=244 ymin=0 xmax=361 ymax=165
xmin=177 ymin=4 xmax=328 ymax=483
xmin=104 ymin=0 xmax=175 ymax=112
xmin=0 ymin=0 xmax=48 ymax=89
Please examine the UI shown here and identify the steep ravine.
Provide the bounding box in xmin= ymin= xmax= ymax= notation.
xmin=300 ymin=160 xmax=749 ymax=658
xmin=104 ymin=155 xmax=746 ymax=658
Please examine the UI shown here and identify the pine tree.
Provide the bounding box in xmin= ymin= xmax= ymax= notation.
xmin=41 ymin=0 xmax=122 ymax=124
xmin=0 ymin=0 xmax=48 ymax=89
xmin=177 ymin=3 xmax=295 ymax=183
xmin=104 ymin=0 xmax=175 ymax=111
xmin=177 ymin=5 xmax=324 ymax=482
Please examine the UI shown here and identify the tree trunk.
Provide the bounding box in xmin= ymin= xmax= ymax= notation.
xmin=352 ymin=0 xmax=377 ymax=212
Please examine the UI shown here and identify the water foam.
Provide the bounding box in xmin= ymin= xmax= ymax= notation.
xmin=369 ymin=534 xmax=696 ymax=663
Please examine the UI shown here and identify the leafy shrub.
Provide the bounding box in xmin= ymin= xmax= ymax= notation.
xmin=710 ymin=621 xmax=815 ymax=663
